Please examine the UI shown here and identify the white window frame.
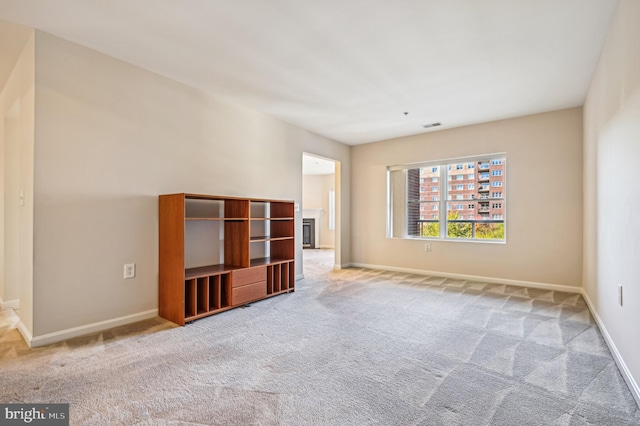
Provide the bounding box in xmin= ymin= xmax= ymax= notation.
xmin=386 ymin=153 xmax=507 ymax=242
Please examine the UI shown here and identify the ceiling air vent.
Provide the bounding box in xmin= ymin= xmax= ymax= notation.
xmin=422 ymin=122 xmax=442 ymax=129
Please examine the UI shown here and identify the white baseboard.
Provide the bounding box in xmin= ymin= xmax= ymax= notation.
xmin=581 ymin=291 xmax=640 ymax=408
xmin=17 ymin=320 xmax=33 ymax=346
xmin=24 ymin=309 xmax=158 ymax=348
xmin=349 ymin=263 xmax=582 ymax=294
xmin=0 ymin=297 xmax=20 ymax=309
xmin=296 ymin=274 xmax=304 ymax=281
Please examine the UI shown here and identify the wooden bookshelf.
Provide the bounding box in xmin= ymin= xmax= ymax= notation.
xmin=159 ymin=193 xmax=295 ymax=325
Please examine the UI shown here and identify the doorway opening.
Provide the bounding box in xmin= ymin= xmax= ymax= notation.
xmin=302 ymin=153 xmax=339 ymax=275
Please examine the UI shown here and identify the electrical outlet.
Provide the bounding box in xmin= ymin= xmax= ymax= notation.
xmin=424 ymin=243 xmax=431 ymax=252
xmin=294 ymin=203 xmax=300 ymax=212
xmin=618 ymin=284 xmax=623 ymax=306
xmin=124 ymin=263 xmax=136 ymax=279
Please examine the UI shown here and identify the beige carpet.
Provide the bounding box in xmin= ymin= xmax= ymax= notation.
xmin=1 ymin=250 xmax=638 ymax=425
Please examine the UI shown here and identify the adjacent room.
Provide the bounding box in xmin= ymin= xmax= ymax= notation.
xmin=0 ymin=0 xmax=638 ymax=424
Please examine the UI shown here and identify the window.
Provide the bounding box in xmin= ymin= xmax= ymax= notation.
xmin=492 ymin=214 xmax=503 ymax=219
xmin=491 ymin=160 xmax=503 ymax=165
xmin=492 ymin=203 xmax=502 ymax=209
xmin=492 ymin=170 xmax=503 ymax=176
xmin=387 ymin=154 xmax=506 ymax=241
xmin=420 ymin=178 xmax=425 ymax=183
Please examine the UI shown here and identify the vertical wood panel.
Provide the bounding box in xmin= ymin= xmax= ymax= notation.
xmin=159 ymin=194 xmax=186 ymax=325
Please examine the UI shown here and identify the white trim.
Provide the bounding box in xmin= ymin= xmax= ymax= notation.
xmin=25 ymin=309 xmax=158 ymax=348
xmin=318 ymin=245 xmax=335 ymax=249
xmin=0 ymin=297 xmax=20 ymax=309
xmin=349 ymin=263 xmax=581 ymax=293
xmin=296 ymin=273 xmax=304 ymax=281
xmin=337 ymin=263 xmax=352 ymax=270
xmin=581 ymin=291 xmax=640 ymax=407
xmin=17 ymin=320 xmax=33 ymax=347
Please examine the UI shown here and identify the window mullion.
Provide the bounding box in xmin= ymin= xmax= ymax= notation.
xmin=439 ymin=165 xmax=447 ymax=239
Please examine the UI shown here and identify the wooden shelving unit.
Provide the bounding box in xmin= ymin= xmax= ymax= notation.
xmin=159 ymin=193 xmax=295 ymax=325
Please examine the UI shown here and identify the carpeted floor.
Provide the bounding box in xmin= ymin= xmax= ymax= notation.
xmin=1 ymin=249 xmax=639 ymax=425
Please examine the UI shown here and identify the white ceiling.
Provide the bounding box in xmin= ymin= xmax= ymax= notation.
xmin=303 ymin=154 xmax=335 ymax=176
xmin=0 ymin=0 xmax=618 ymax=145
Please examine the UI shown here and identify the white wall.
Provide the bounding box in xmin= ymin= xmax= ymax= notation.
xmin=351 ymin=108 xmax=583 ymax=288
xmin=583 ymin=0 xmax=640 ymax=403
xmin=302 ymin=174 xmax=335 ymax=248
xmin=31 ymin=32 xmax=350 ymax=339
xmin=0 ymin=32 xmax=34 ymax=338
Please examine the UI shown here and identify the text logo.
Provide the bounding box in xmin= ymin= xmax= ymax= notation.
xmin=0 ymin=404 xmax=68 ymax=425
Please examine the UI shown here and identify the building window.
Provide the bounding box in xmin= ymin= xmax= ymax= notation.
xmin=491 ymin=160 xmax=503 ymax=165
xmin=492 ymin=170 xmax=503 ymax=176
xmin=387 ymin=154 xmax=506 ymax=241
xmin=492 ymin=214 xmax=503 ymax=219
xmin=492 ymin=203 xmax=502 ymax=209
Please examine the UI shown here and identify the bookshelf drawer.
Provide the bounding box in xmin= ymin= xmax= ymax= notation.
xmin=232 ymin=266 xmax=266 ymax=287
xmin=232 ymin=281 xmax=267 ymax=305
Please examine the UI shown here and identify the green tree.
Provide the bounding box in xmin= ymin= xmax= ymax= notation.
xmin=447 ymin=211 xmax=472 ymax=238
xmin=420 ymin=221 xmax=439 ymax=237
xmin=476 ymin=223 xmax=504 ymax=239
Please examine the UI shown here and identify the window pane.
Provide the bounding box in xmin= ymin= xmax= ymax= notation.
xmin=475 ymin=222 xmax=505 ymax=239
xmin=446 ymin=206 xmax=473 ymax=239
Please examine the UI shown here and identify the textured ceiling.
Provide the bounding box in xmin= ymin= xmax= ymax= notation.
xmin=0 ymin=0 xmax=618 ymax=144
